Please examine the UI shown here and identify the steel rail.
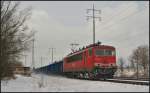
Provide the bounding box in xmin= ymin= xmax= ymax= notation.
xmin=71 ymin=77 xmax=149 ymax=86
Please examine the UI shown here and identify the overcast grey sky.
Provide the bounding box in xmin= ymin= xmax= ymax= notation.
xmin=19 ymin=1 xmax=149 ymax=68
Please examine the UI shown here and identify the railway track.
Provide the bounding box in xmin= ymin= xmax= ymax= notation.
xmin=34 ymin=72 xmax=149 ymax=86
xmin=99 ymin=78 xmax=149 ymax=86
xmin=114 ymin=77 xmax=149 ymax=81
xmin=71 ymin=77 xmax=149 ymax=86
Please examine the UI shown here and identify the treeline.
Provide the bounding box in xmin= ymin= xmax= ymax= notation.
xmin=0 ymin=1 xmax=33 ymax=79
xmin=117 ymin=45 xmax=149 ymax=78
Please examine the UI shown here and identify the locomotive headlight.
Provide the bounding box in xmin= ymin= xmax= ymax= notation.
xmin=94 ymin=63 xmax=100 ymax=66
xmin=111 ymin=63 xmax=116 ymax=67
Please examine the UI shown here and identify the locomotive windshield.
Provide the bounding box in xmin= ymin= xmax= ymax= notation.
xmin=95 ymin=49 xmax=115 ymax=56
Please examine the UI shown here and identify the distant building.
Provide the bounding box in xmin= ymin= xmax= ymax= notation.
xmin=12 ymin=66 xmax=31 ymax=76
xmin=9 ymin=62 xmax=31 ymax=76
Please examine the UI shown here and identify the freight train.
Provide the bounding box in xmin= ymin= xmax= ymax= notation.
xmin=35 ymin=42 xmax=117 ymax=79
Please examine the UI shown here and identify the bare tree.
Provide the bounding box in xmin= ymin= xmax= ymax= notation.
xmin=0 ymin=1 xmax=33 ymax=79
xmin=138 ymin=45 xmax=149 ymax=75
xmin=128 ymin=55 xmax=136 ymax=72
xmin=129 ymin=45 xmax=149 ymax=78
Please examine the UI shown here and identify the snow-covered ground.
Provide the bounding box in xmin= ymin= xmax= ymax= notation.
xmin=1 ymin=73 xmax=149 ymax=92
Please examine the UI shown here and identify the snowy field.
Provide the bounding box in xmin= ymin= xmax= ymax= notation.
xmin=1 ymin=73 xmax=149 ymax=92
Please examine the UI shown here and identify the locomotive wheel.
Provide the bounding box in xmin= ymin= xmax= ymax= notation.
xmin=78 ymin=73 xmax=84 ymax=79
xmin=83 ymin=72 xmax=89 ymax=79
xmin=89 ymin=73 xmax=95 ymax=79
xmin=107 ymin=74 xmax=114 ymax=78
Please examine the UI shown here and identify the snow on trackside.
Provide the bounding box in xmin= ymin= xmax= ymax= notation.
xmin=1 ymin=73 xmax=149 ymax=92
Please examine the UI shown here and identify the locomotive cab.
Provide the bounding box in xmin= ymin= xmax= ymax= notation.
xmin=94 ymin=48 xmax=116 ymax=67
xmin=92 ymin=45 xmax=117 ymax=78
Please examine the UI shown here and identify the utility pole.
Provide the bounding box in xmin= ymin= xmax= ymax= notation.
xmin=24 ymin=55 xmax=27 ymax=67
xmin=137 ymin=60 xmax=139 ymax=80
xmin=86 ymin=4 xmax=101 ymax=44
xmin=70 ymin=43 xmax=79 ymax=52
xmin=41 ymin=56 xmax=42 ymax=70
xmin=49 ymin=48 xmax=55 ymax=64
xmin=40 ymin=56 xmax=44 ymax=87
xmin=32 ymin=35 xmax=35 ymax=70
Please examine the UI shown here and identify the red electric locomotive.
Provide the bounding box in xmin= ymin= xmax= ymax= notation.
xmin=63 ymin=42 xmax=117 ymax=79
